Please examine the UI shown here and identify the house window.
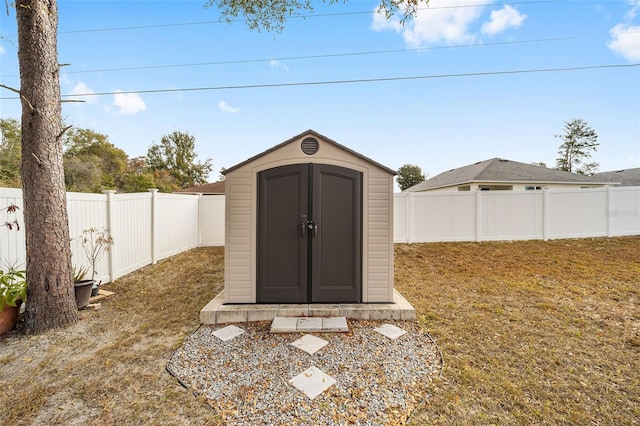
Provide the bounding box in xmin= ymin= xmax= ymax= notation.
xmin=525 ymin=186 xmax=543 ymax=190
xmin=478 ymin=185 xmax=513 ymax=191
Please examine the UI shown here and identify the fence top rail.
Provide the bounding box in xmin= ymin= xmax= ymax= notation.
xmin=113 ymin=192 xmax=153 ymax=201
xmin=0 ymin=187 xmax=23 ymax=197
xmin=394 ymin=186 xmax=640 ymax=197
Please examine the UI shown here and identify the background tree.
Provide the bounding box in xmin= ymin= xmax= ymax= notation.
xmin=117 ymin=157 xmax=156 ymax=193
xmin=396 ymin=164 xmax=427 ymax=191
xmin=63 ymin=128 xmax=128 ymax=192
xmin=146 ymin=131 xmax=213 ymax=191
xmin=555 ymin=118 xmax=599 ymax=175
xmin=10 ymin=0 xmax=428 ymax=333
xmin=0 ymin=118 xmax=22 ymax=188
xmin=63 ymin=156 xmax=103 ymax=192
xmin=208 ymin=0 xmax=426 ymax=30
xmin=531 ymin=161 xmax=547 ymax=168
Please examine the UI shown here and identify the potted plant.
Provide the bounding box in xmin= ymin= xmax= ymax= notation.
xmin=78 ymin=227 xmax=114 ymax=297
xmin=0 ymin=267 xmax=26 ymax=334
xmin=72 ymin=264 xmax=93 ymax=309
xmin=1 ymin=204 xmax=25 ymax=333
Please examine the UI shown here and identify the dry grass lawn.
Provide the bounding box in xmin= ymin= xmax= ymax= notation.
xmin=397 ymin=237 xmax=640 ymax=425
xmin=0 ymin=237 xmax=638 ymax=425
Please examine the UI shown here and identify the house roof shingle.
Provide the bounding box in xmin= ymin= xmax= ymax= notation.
xmin=406 ymin=158 xmax=616 ymax=191
xmin=174 ymin=180 xmax=225 ymax=194
xmin=593 ymin=168 xmax=640 ymax=186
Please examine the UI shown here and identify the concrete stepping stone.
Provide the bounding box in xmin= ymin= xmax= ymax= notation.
xmin=270 ymin=316 xmax=349 ymax=333
xmin=297 ymin=317 xmax=323 ymax=331
xmin=289 ymin=366 xmax=336 ymax=400
xmin=212 ymin=325 xmax=245 ymax=342
xmin=323 ymin=316 xmax=348 ymax=332
xmin=271 ymin=317 xmax=298 ymax=333
xmin=374 ymin=323 xmax=407 ymax=340
xmin=290 ymin=334 xmax=329 ymax=355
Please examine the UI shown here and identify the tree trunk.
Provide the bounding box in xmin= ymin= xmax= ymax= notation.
xmin=17 ymin=0 xmax=78 ymax=333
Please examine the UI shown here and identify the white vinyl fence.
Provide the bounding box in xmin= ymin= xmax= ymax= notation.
xmin=0 ymin=188 xmax=225 ymax=284
xmin=394 ymin=187 xmax=640 ymax=243
xmin=1 ymin=186 xmax=638 ymax=283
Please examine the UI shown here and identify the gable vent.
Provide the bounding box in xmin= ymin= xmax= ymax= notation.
xmin=301 ymin=137 xmax=319 ymax=155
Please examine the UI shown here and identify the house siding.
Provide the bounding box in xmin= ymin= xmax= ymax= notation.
xmin=224 ymin=133 xmax=395 ymax=304
xmin=425 ymin=182 xmax=609 ymax=192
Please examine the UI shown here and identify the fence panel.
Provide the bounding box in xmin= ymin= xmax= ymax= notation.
xmin=111 ymin=192 xmax=153 ymax=280
xmin=479 ymin=191 xmax=544 ymax=241
xmin=67 ymin=191 xmax=110 ymax=283
xmin=393 ymin=194 xmax=409 ymax=243
xmin=406 ymin=192 xmax=476 ymax=242
xmin=200 ymin=195 xmax=225 ymax=246
xmin=154 ymin=193 xmax=200 ymax=262
xmin=609 ymin=187 xmax=640 ymax=236
xmin=546 ymin=188 xmax=608 ymax=239
xmin=0 ymin=187 xmax=25 ymax=267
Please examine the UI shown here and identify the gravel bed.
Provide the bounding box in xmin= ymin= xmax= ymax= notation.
xmin=167 ymin=320 xmax=442 ymax=425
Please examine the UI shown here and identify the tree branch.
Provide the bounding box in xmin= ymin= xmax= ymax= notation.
xmin=1 ymin=84 xmax=36 ymax=111
xmin=57 ymin=125 xmax=73 ymax=140
xmin=0 ymin=83 xmax=20 ymax=95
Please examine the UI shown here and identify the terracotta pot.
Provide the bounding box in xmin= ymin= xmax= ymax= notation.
xmin=74 ymin=280 xmax=94 ymax=309
xmin=0 ymin=300 xmax=22 ymax=334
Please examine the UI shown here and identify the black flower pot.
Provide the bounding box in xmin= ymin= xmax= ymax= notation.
xmin=74 ymin=280 xmax=94 ymax=309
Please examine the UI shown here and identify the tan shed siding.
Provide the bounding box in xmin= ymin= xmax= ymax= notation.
xmin=225 ymin=170 xmax=253 ymax=303
xmin=366 ymin=171 xmax=393 ymax=302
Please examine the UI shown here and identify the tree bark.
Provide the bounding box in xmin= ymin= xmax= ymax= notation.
xmin=17 ymin=0 xmax=78 ymax=333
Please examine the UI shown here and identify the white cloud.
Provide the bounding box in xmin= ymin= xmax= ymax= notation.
xmin=481 ymin=5 xmax=526 ymax=35
xmin=0 ymin=45 xmax=4 ymax=55
xmin=607 ymin=24 xmax=640 ymax=61
xmin=218 ymin=100 xmax=240 ymax=113
xmin=626 ymin=0 xmax=640 ymax=19
xmin=371 ymin=0 xmax=487 ymax=47
xmin=270 ymin=59 xmax=289 ymax=71
xmin=111 ymin=91 xmax=146 ymax=115
xmin=68 ymin=81 xmax=97 ymax=104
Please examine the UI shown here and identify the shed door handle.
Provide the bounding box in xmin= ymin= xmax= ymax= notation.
xmin=307 ymin=221 xmax=318 ymax=238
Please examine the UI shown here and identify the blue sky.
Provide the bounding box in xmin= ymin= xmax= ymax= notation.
xmin=1 ymin=0 xmax=639 ymax=189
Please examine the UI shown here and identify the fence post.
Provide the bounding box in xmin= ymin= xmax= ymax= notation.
xmin=102 ymin=190 xmax=117 ymax=282
xmin=197 ymin=193 xmax=203 ymax=247
xmin=475 ymin=190 xmax=482 ymax=242
xmin=149 ymin=189 xmax=159 ymax=264
xmin=543 ymin=189 xmax=549 ymax=241
xmin=607 ymin=187 xmax=613 ymax=238
xmin=407 ymin=192 xmax=414 ymax=244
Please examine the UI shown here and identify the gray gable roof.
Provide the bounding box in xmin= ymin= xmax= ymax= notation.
xmin=593 ymin=168 xmax=640 ymax=186
xmin=406 ymin=158 xmax=615 ymax=191
xmin=174 ymin=180 xmax=225 ymax=194
xmin=223 ymin=129 xmax=396 ymax=176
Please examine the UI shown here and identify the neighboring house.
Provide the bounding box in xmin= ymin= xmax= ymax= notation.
xmin=405 ymin=158 xmax=617 ymax=192
xmin=174 ymin=180 xmax=225 ymax=195
xmin=593 ymin=168 xmax=640 ymax=187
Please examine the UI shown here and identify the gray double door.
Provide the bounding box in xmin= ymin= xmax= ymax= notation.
xmin=257 ymin=163 xmax=362 ymax=303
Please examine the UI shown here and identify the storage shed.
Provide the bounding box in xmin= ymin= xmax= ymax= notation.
xmin=222 ymin=130 xmax=396 ymax=305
